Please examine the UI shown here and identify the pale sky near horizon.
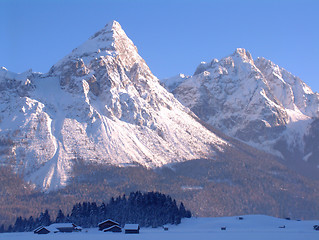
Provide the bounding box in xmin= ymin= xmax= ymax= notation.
xmin=1 ymin=0 xmax=318 ymax=92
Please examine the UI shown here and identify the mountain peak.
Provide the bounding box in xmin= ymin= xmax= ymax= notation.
xmin=50 ymin=20 xmax=139 ymax=76
xmin=104 ymin=20 xmax=122 ymax=31
xmin=89 ymin=20 xmax=125 ymax=41
xmin=232 ymin=48 xmax=254 ymax=64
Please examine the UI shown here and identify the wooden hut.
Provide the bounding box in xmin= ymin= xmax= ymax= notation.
xmin=98 ymin=219 xmax=120 ymax=231
xmin=34 ymin=226 xmax=50 ymax=234
xmin=124 ymin=224 xmax=140 ymax=234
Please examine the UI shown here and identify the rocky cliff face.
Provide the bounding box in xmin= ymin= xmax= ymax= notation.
xmin=162 ymin=48 xmax=319 ymax=177
xmin=0 ymin=21 xmax=230 ymax=191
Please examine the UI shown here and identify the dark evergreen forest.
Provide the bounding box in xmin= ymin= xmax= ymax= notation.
xmin=2 ymin=191 xmax=191 ymax=232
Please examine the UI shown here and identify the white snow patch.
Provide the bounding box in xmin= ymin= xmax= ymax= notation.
xmin=303 ymin=152 xmax=312 ymax=162
xmin=181 ymin=186 xmax=203 ymax=190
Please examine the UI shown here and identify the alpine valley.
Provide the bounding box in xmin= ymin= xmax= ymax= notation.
xmin=1 ymin=21 xmax=319 ymax=227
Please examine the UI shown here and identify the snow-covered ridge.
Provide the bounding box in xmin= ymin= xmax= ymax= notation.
xmin=163 ymin=48 xmax=319 ymax=174
xmin=0 ymin=21 xmax=229 ymax=191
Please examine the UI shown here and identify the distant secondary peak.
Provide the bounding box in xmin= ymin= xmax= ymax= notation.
xmin=193 ymin=58 xmax=219 ymax=75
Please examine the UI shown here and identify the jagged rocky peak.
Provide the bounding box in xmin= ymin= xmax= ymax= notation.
xmin=232 ymin=48 xmax=253 ymax=62
xmin=53 ymin=20 xmax=134 ymax=64
xmin=162 ymin=48 xmax=319 ymax=178
xmin=49 ymin=20 xmax=144 ymax=73
xmin=48 ymin=19 xmax=155 ymax=92
xmin=218 ymin=48 xmax=256 ymax=74
xmin=193 ymin=48 xmax=254 ymax=76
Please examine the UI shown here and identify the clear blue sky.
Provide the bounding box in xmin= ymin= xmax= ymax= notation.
xmin=1 ymin=0 xmax=318 ymax=92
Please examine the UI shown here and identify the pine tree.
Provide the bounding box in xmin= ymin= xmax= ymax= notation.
xmin=39 ymin=209 xmax=51 ymax=226
xmin=13 ymin=216 xmax=23 ymax=232
xmin=26 ymin=216 xmax=35 ymax=231
xmin=179 ymin=202 xmax=187 ymax=217
xmin=7 ymin=225 xmax=13 ymax=232
xmin=56 ymin=209 xmax=66 ymax=223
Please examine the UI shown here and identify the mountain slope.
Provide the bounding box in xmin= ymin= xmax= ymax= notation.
xmin=162 ymin=48 xmax=319 ymax=177
xmin=0 ymin=21 xmax=228 ymax=191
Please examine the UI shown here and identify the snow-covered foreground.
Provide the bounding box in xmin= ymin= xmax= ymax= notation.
xmin=1 ymin=215 xmax=318 ymax=240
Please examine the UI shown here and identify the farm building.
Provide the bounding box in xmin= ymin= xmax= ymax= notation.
xmin=33 ymin=226 xmax=50 ymax=234
xmin=124 ymin=224 xmax=140 ymax=234
xmin=98 ymin=219 xmax=120 ymax=231
xmin=34 ymin=223 xmax=81 ymax=233
xmin=103 ymin=225 xmax=122 ymax=232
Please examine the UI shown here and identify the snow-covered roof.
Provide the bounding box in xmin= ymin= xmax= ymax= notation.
xmin=33 ymin=226 xmax=48 ymax=232
xmin=46 ymin=223 xmax=75 ymax=232
xmin=49 ymin=223 xmax=74 ymax=228
xmin=98 ymin=219 xmax=120 ymax=226
xmin=103 ymin=225 xmax=122 ymax=231
xmin=124 ymin=224 xmax=139 ymax=230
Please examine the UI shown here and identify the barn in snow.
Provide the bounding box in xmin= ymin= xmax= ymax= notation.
xmin=124 ymin=224 xmax=140 ymax=234
xmin=98 ymin=219 xmax=120 ymax=231
xmin=34 ymin=226 xmax=50 ymax=234
xmin=34 ymin=223 xmax=81 ymax=234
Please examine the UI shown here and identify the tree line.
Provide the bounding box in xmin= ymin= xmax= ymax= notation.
xmin=2 ymin=191 xmax=191 ymax=232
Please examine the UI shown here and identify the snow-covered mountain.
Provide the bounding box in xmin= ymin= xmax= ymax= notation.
xmin=0 ymin=21 xmax=231 ymax=191
xmin=162 ymin=48 xmax=319 ymax=177
xmin=2 ymin=24 xmax=319 ymax=223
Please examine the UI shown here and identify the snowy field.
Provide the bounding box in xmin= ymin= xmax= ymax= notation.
xmin=1 ymin=215 xmax=318 ymax=240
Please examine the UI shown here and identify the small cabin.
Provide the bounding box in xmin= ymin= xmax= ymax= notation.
xmin=103 ymin=225 xmax=122 ymax=233
xmin=238 ymin=217 xmax=244 ymax=220
xmin=98 ymin=219 xmax=120 ymax=231
xmin=34 ymin=226 xmax=50 ymax=234
xmin=124 ymin=224 xmax=140 ymax=234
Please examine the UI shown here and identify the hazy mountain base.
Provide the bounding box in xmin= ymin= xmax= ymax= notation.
xmin=1 ymin=139 xmax=319 ymax=228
